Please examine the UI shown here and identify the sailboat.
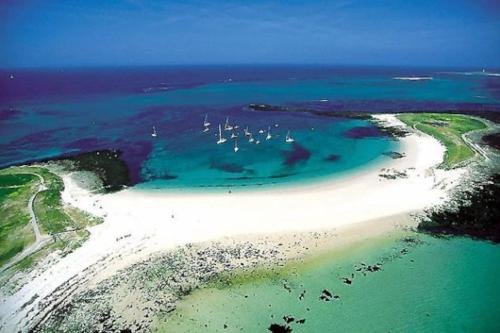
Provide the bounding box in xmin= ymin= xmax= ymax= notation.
xmin=258 ymin=129 xmax=264 ymax=134
xmin=231 ymin=132 xmax=238 ymax=139
xmin=151 ymin=126 xmax=158 ymax=137
xmin=285 ymin=130 xmax=295 ymax=143
xmin=266 ymin=126 xmax=272 ymax=140
xmin=248 ymin=133 xmax=255 ymax=143
xmin=233 ymin=140 xmax=239 ymax=152
xmin=203 ymin=126 xmax=210 ymax=133
xmin=203 ymin=114 xmax=210 ymax=127
xmin=224 ymin=117 xmax=233 ymax=131
xmin=244 ymin=126 xmax=251 ymax=136
xmin=217 ymin=124 xmax=227 ymax=144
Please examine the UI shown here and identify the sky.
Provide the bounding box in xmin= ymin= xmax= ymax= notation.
xmin=0 ymin=0 xmax=499 ymax=68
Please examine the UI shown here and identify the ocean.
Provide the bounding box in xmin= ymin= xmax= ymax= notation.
xmin=157 ymin=233 xmax=500 ymax=333
xmin=1 ymin=66 xmax=499 ymax=332
xmin=1 ymin=65 xmax=499 ymax=189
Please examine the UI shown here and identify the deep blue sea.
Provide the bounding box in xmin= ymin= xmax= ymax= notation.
xmin=1 ymin=65 xmax=499 ymax=189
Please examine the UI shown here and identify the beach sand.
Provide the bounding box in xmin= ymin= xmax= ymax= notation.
xmin=0 ymin=114 xmax=466 ymax=331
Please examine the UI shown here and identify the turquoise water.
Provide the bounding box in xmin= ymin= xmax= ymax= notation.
xmin=158 ymin=234 xmax=500 ymax=332
xmin=1 ymin=66 xmax=498 ymax=189
xmin=136 ymin=117 xmax=396 ymax=190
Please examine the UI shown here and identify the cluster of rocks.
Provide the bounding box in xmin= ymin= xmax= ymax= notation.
xmin=382 ymin=151 xmax=405 ymax=159
xmin=319 ymin=289 xmax=340 ymax=301
xmin=339 ymin=235 xmax=424 ymax=288
xmin=268 ymin=314 xmax=306 ymax=333
xmin=36 ymin=241 xmax=291 ymax=332
xmin=419 ymin=172 xmax=500 ymax=242
xmin=379 ymin=168 xmax=409 ymax=180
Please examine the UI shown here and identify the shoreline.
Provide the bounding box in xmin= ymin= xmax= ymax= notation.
xmin=0 ymin=114 xmax=466 ymax=332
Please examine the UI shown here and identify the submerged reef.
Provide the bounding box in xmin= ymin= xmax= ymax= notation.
xmin=343 ymin=126 xmax=384 ymax=139
xmin=283 ymin=143 xmax=311 ymax=166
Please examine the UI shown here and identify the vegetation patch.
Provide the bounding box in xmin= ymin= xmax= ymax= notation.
xmin=397 ymin=113 xmax=488 ymax=168
xmin=0 ymin=169 xmax=37 ymax=266
xmin=0 ymin=166 xmax=101 ymax=272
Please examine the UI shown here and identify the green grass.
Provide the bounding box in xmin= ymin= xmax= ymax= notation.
xmin=0 ymin=169 xmax=38 ymax=267
xmin=0 ymin=165 xmax=102 ymax=270
xmin=397 ymin=113 xmax=488 ymax=168
xmin=0 ymin=174 xmax=37 ymax=187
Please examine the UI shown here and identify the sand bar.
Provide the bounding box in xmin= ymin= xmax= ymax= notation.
xmin=0 ymin=114 xmax=465 ymax=331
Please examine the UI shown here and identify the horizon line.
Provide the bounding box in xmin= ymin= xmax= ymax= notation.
xmin=1 ymin=63 xmax=496 ymax=71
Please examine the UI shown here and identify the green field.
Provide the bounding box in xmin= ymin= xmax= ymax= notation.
xmin=0 ymin=172 xmax=38 ymax=267
xmin=0 ymin=166 xmax=101 ymax=270
xmin=397 ymin=113 xmax=488 ymax=168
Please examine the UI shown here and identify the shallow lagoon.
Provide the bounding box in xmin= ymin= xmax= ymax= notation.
xmin=157 ymin=233 xmax=500 ymax=332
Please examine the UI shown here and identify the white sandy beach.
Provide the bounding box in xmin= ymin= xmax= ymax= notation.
xmin=0 ymin=114 xmax=466 ymax=332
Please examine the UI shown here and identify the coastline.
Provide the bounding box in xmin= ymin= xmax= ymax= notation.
xmin=0 ymin=114 xmax=467 ymax=331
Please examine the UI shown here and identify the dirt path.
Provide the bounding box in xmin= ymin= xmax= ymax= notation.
xmin=462 ymin=132 xmax=490 ymax=162
xmin=27 ymin=173 xmax=46 ymax=242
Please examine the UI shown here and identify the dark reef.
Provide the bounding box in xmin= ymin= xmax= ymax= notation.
xmin=324 ymin=154 xmax=340 ymax=162
xmin=38 ymin=149 xmax=131 ymax=193
xmin=283 ymin=143 xmax=311 ymax=166
xmin=65 ymin=150 xmax=131 ymax=192
xmin=247 ymin=103 xmax=371 ymax=119
xmin=382 ymin=151 xmax=405 ymax=159
xmin=482 ymin=132 xmax=500 ymax=150
xmin=419 ymin=173 xmax=500 ymax=243
xmin=343 ymin=126 xmax=384 ymax=139
xmin=63 ymin=138 xmax=153 ymax=185
xmin=268 ymin=323 xmax=292 ymax=333
xmin=210 ymin=161 xmax=251 ymax=174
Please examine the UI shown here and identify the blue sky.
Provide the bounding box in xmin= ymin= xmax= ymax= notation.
xmin=0 ymin=0 xmax=499 ymax=68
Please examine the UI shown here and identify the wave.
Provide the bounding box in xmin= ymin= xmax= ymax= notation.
xmin=142 ymin=83 xmax=170 ymax=93
xmin=439 ymin=71 xmax=500 ymax=77
xmin=393 ymin=76 xmax=433 ymax=81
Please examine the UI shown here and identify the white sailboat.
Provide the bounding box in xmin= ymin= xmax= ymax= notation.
xmin=258 ymin=129 xmax=264 ymax=134
xmin=285 ymin=130 xmax=295 ymax=143
xmin=231 ymin=132 xmax=238 ymax=139
xmin=151 ymin=126 xmax=158 ymax=137
xmin=266 ymin=126 xmax=272 ymax=140
xmin=224 ymin=117 xmax=233 ymax=131
xmin=217 ymin=124 xmax=227 ymax=144
xmin=203 ymin=126 xmax=210 ymax=133
xmin=233 ymin=140 xmax=239 ymax=152
xmin=244 ymin=126 xmax=251 ymax=136
xmin=248 ymin=133 xmax=255 ymax=143
xmin=203 ymin=114 xmax=210 ymax=127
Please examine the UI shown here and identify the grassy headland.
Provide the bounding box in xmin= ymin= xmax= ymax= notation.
xmin=0 ymin=166 xmax=101 ymax=271
xmin=397 ymin=113 xmax=488 ymax=168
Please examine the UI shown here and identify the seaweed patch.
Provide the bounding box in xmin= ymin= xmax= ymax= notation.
xmin=283 ymin=143 xmax=311 ymax=166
